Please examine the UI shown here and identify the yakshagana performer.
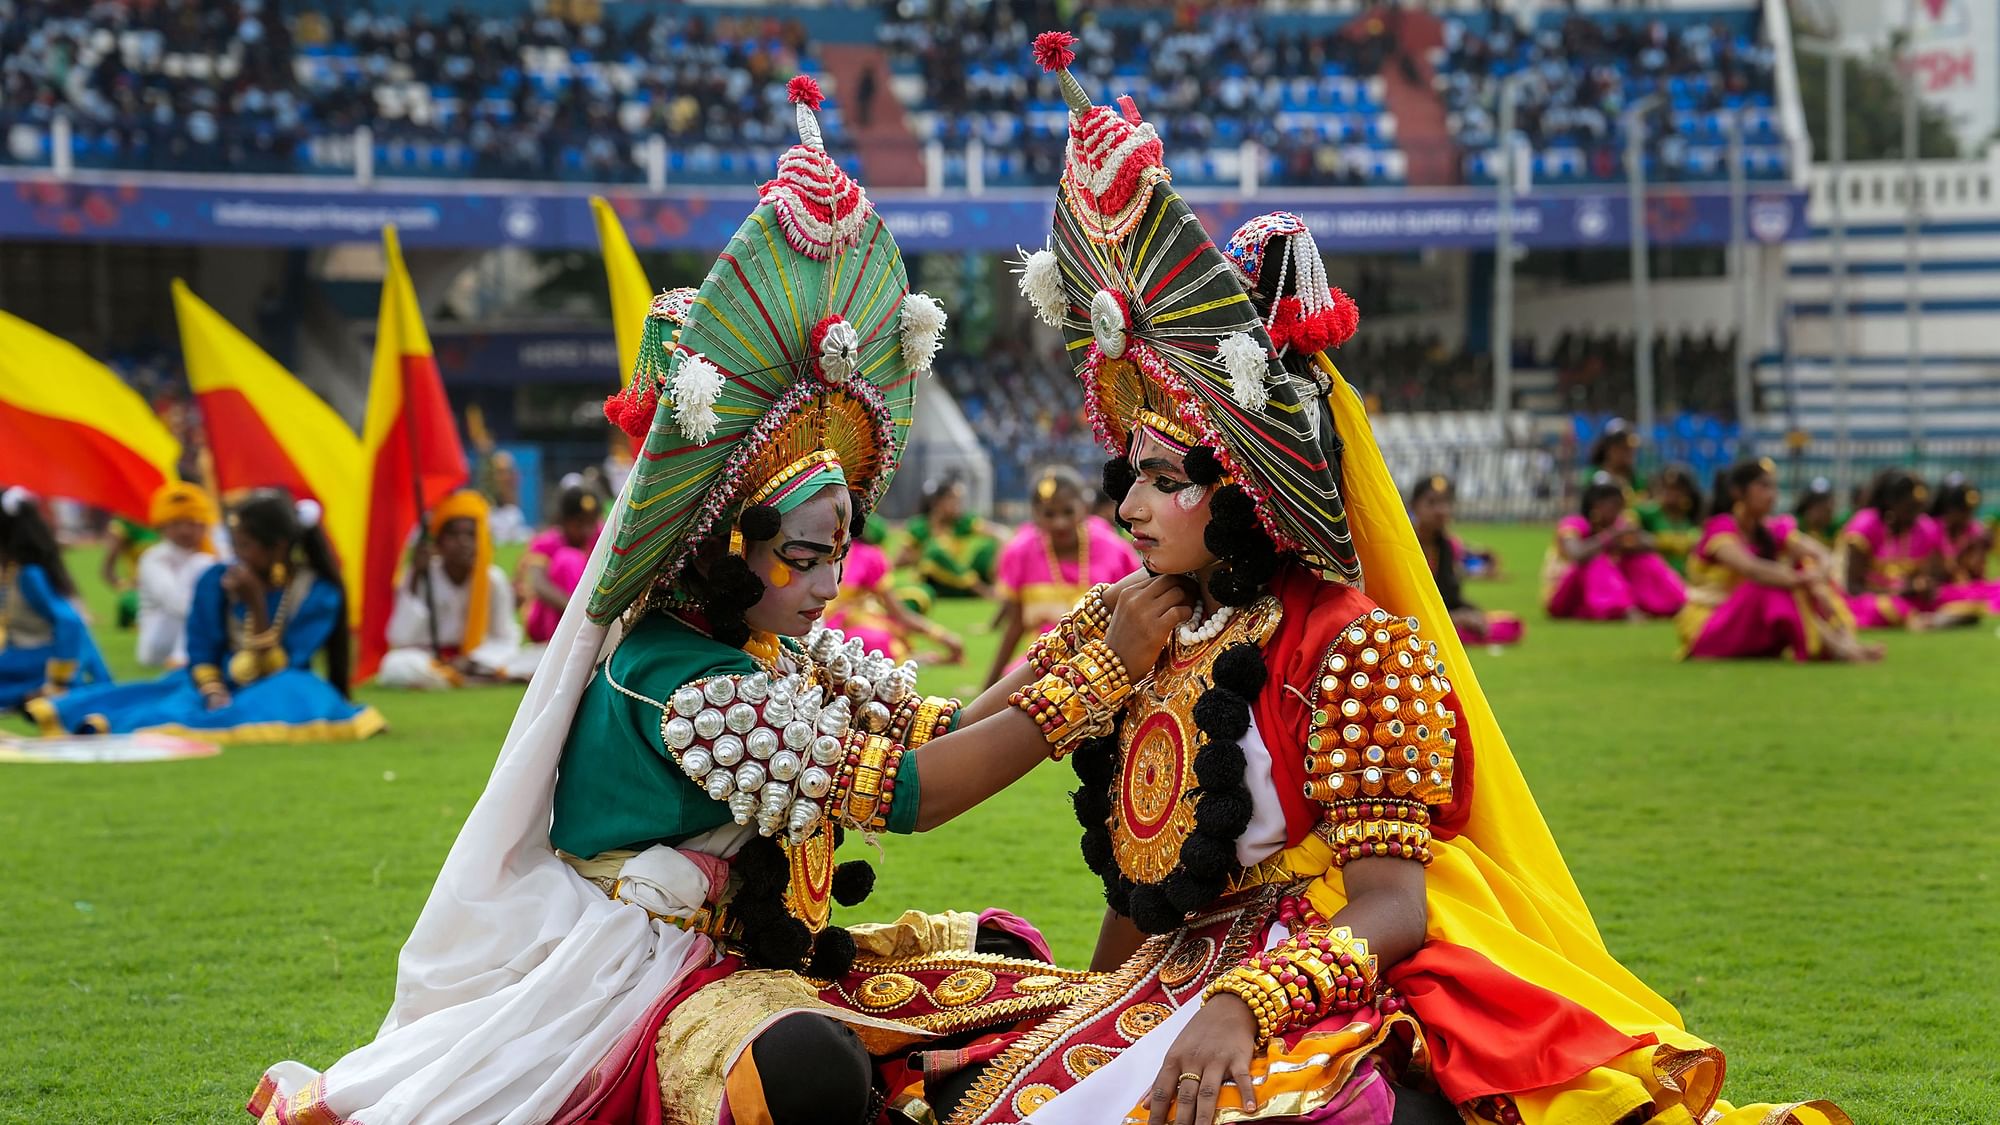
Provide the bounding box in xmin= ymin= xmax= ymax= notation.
xmin=911 ymin=34 xmax=1848 ymax=1125
xmin=1677 ymin=460 xmax=1875 ymax=663
xmin=245 ymin=77 xmax=1200 ymax=1125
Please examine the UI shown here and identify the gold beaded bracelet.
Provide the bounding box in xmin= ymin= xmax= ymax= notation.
xmin=1008 ymin=638 xmax=1133 ymax=759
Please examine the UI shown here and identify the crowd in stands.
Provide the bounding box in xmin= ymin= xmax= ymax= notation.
xmin=881 ymin=0 xmax=1408 ymax=186
xmin=1 ymin=0 xmax=831 ymax=180
xmin=1441 ymin=10 xmax=1787 ymax=183
xmin=3 ymin=0 xmax=1786 ymax=187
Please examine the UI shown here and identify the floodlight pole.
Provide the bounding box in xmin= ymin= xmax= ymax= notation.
xmin=1623 ymin=94 xmax=1663 ymax=445
xmin=1493 ymin=75 xmax=1522 ymax=423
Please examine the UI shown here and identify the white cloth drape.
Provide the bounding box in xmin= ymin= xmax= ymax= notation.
xmin=255 ymin=484 xmax=714 ymax=1125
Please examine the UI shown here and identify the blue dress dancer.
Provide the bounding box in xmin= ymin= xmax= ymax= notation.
xmin=0 ymin=488 xmax=109 ymax=711
xmin=36 ymin=491 xmax=384 ymax=743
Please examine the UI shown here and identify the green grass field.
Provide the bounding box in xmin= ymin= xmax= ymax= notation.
xmin=2 ymin=524 xmax=1995 ymax=1123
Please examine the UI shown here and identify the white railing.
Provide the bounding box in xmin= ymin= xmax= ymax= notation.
xmin=1804 ymin=152 xmax=2000 ymax=222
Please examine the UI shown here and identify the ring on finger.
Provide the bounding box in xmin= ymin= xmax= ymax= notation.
xmin=1177 ymin=1072 xmax=1201 ymax=1088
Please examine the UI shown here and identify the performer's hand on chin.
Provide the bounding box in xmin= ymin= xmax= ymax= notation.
xmin=1104 ymin=573 xmax=1194 ymax=674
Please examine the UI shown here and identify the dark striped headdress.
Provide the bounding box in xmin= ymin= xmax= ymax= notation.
xmin=1018 ymin=32 xmax=1359 ymax=583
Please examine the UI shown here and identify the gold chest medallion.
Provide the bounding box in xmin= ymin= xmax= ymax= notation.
xmin=1110 ymin=597 xmax=1281 ymax=884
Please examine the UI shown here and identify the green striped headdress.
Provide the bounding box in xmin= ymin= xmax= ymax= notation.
xmin=586 ymin=76 xmax=948 ymax=624
xmin=1018 ymin=31 xmax=1359 ymax=584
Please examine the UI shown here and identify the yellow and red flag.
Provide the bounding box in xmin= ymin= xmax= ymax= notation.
xmin=590 ymin=195 xmax=654 ymax=389
xmin=172 ymin=280 xmax=364 ymax=578
xmin=0 ymin=308 xmax=180 ymax=521
xmin=356 ymin=226 xmax=469 ymax=679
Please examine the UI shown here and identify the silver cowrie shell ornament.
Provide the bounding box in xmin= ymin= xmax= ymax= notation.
xmin=711 ymin=734 xmax=745 ymax=768
xmin=728 ymin=791 xmax=756 ymax=825
xmin=693 ymin=708 xmax=726 ymax=740
xmin=734 ymin=761 xmax=767 ymax=793
xmin=705 ymin=769 xmax=736 ymax=801
xmin=746 ymin=727 xmax=779 ymax=761
xmin=703 ymin=677 xmax=736 ymax=707
xmin=679 ymin=746 xmax=713 ymax=779
xmin=671 ymin=686 xmax=705 ymax=718
xmin=736 ymin=672 xmax=770 ymax=704
xmin=811 ymin=734 xmax=843 ymax=766
xmin=663 ymin=716 xmax=696 ymax=751
xmin=725 ymin=703 xmax=758 ymax=735
xmin=799 ymin=765 xmax=833 ymax=799
xmin=769 ymin=749 xmax=802 ymax=782
xmin=783 ymin=720 xmax=814 ymax=751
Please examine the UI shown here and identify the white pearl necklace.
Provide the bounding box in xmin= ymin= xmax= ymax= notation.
xmin=1176 ymin=601 xmax=1236 ymax=647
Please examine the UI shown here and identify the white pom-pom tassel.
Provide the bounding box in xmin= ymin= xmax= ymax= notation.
xmin=899 ymin=292 xmax=948 ymax=375
xmin=671 ymin=352 xmax=725 ymax=445
xmin=1218 ymin=332 xmax=1270 ymax=411
xmin=1013 ymin=245 xmax=1065 ymax=328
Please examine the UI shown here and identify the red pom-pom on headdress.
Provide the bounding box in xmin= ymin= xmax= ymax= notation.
xmin=1033 ymin=30 xmax=1078 ymax=72
xmin=1325 ymin=287 xmax=1361 ymax=349
xmin=1267 ymin=296 xmax=1304 ymax=351
xmin=603 ymin=381 xmax=658 ymax=441
xmin=786 ymin=75 xmax=825 ymax=111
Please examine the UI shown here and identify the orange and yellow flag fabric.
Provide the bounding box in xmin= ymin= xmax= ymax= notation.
xmin=356 ymin=226 xmax=469 ymax=680
xmin=172 ymin=280 xmax=364 ymax=579
xmin=0 ymin=309 xmax=180 ymax=521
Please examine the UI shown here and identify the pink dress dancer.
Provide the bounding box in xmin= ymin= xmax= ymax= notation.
xmin=1835 ymin=509 xmax=1984 ymax=628
xmin=1679 ymin=513 xmax=1856 ymax=660
xmin=523 ymin=525 xmax=599 ymax=644
xmin=994 ymin=515 xmax=1141 ymax=637
xmin=1544 ymin=514 xmax=1688 ymax=620
xmin=1937 ymin=520 xmax=2000 ymax=612
xmin=825 ymin=540 xmax=904 ymax=658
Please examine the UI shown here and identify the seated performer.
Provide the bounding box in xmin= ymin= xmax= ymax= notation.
xmin=34 ymin=491 xmax=384 ymax=742
xmin=1408 ymin=474 xmax=1522 ymax=647
xmin=246 ymin=78 xmax=1189 ymax=1125
xmin=1678 ymin=460 xmax=1876 ymax=662
xmin=1634 ymin=463 xmax=1703 ymax=575
xmin=986 ymin=464 xmax=1142 ymax=686
xmin=902 ymin=474 xmax=1000 ymax=599
xmin=98 ymin=512 xmax=156 ymax=633
xmin=0 ymin=487 xmax=109 ymax=711
xmin=1583 ymin=418 xmax=1642 ymax=502
xmin=377 ymin=489 xmax=534 ymax=689
xmin=1931 ymin=473 xmax=2000 ymax=613
xmin=520 ymin=484 xmax=603 ymax=646
xmin=935 ymin=42 xmax=1847 ymax=1125
xmin=827 ymin=514 xmax=963 ymax=664
xmin=133 ymin=482 xmax=219 ymax=668
xmin=1838 ymin=468 xmax=1984 ymax=630
xmin=1544 ymin=476 xmax=1687 ymax=620
xmin=1792 ymin=476 xmax=1840 ymax=548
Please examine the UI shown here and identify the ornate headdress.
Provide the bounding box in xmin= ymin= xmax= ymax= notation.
xmin=587 ymin=77 xmax=948 ymax=624
xmin=1018 ymin=33 xmax=1360 ymax=583
xmin=1223 ymin=212 xmax=1360 ymax=362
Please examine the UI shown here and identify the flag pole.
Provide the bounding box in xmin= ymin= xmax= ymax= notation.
xmin=402 ymin=369 xmax=442 ymax=660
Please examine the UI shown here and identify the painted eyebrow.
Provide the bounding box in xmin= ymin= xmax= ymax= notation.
xmin=780 ymin=539 xmax=836 ymax=554
xmin=1137 ymin=458 xmax=1185 ymax=474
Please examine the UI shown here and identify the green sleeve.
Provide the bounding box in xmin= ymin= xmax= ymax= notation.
xmin=551 ymin=614 xmax=762 ymax=858
xmin=885 ymin=707 xmax=959 ymax=835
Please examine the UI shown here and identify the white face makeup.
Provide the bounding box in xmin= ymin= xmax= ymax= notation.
xmin=1117 ymin=430 xmax=1219 ymax=578
xmin=742 ymin=487 xmax=851 ymax=637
